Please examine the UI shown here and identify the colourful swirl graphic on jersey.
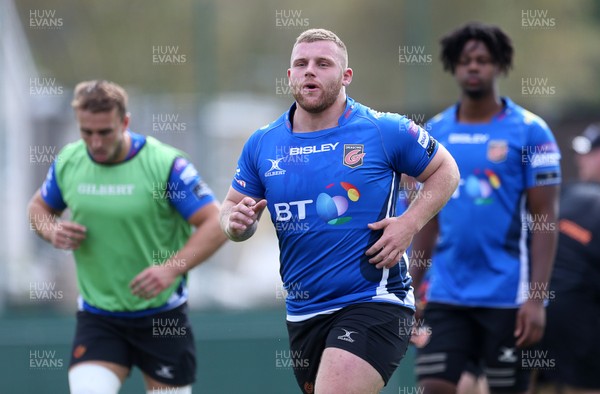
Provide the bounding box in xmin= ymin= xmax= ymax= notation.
xmin=465 ymin=169 xmax=501 ymax=205
xmin=316 ymin=182 xmax=360 ymax=225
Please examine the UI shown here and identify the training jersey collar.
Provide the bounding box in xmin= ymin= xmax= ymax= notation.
xmin=85 ymin=130 xmax=147 ymax=165
xmin=285 ymin=96 xmax=357 ymax=133
xmin=452 ymin=97 xmax=515 ymax=124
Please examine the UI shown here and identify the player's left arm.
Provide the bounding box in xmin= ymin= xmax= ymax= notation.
xmin=515 ymin=118 xmax=562 ymax=347
xmin=130 ymin=158 xmax=228 ymax=299
xmin=515 ymin=184 xmax=560 ymax=348
xmin=367 ymin=144 xmax=459 ymax=269
xmin=130 ymin=201 xmax=228 ymax=299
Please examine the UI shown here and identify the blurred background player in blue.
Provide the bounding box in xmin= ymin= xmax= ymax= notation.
xmin=409 ymin=22 xmax=561 ymax=394
xmin=531 ymin=124 xmax=600 ymax=394
xmin=220 ymin=28 xmax=459 ymax=394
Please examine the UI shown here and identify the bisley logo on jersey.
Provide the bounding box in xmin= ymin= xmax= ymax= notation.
xmin=448 ymin=133 xmax=490 ymax=144
xmin=289 ymin=142 xmax=339 ymax=156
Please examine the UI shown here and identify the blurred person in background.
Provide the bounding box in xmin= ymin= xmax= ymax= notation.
xmin=410 ymin=274 xmax=490 ymax=394
xmin=27 ymin=80 xmax=227 ymax=394
xmin=408 ymin=22 xmax=561 ymax=394
xmin=220 ymin=28 xmax=459 ymax=394
xmin=531 ymin=124 xmax=600 ymax=394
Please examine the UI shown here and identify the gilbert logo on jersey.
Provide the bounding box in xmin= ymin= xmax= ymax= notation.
xmin=343 ymin=144 xmax=365 ymax=168
xmin=77 ymin=183 xmax=135 ymax=195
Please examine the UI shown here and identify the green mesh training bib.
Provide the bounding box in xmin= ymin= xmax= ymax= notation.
xmin=54 ymin=137 xmax=191 ymax=312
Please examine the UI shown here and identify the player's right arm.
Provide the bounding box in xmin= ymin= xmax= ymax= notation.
xmin=220 ymin=187 xmax=267 ymax=242
xmin=409 ymin=214 xmax=438 ymax=296
xmin=27 ymin=191 xmax=87 ymax=250
xmin=401 ymin=173 xmax=439 ymax=294
xmin=27 ymin=161 xmax=86 ymax=250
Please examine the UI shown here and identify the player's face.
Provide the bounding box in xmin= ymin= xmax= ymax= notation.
xmin=575 ymin=149 xmax=600 ymax=182
xmin=288 ymin=41 xmax=352 ymax=113
xmin=77 ymin=108 xmax=129 ymax=163
xmin=454 ymin=39 xmax=500 ymax=99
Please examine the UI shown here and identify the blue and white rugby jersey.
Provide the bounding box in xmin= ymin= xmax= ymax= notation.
xmin=427 ymin=97 xmax=561 ymax=308
xmin=231 ymin=97 xmax=439 ymax=321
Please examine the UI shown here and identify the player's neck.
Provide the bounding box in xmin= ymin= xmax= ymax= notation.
xmin=292 ymin=94 xmax=346 ymax=133
xmin=114 ymin=131 xmax=132 ymax=163
xmin=457 ymin=93 xmax=503 ymax=124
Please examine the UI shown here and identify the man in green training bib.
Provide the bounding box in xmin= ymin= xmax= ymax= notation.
xmin=27 ymin=80 xmax=227 ymax=394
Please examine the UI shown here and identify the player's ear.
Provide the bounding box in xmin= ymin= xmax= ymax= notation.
xmin=121 ymin=112 xmax=131 ymax=130
xmin=342 ymin=68 xmax=353 ymax=86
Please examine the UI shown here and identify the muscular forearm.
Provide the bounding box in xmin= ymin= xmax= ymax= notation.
xmin=27 ymin=195 xmax=61 ymax=243
xmin=167 ymin=219 xmax=228 ymax=276
xmin=525 ymin=185 xmax=560 ymax=302
xmin=408 ymin=217 xmax=439 ymax=291
xmin=527 ymin=219 xmax=558 ymax=302
xmin=403 ymin=157 xmax=459 ymax=234
xmin=130 ymin=204 xmax=227 ymax=298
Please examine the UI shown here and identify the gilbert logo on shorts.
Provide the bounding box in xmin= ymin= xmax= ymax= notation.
xmin=343 ymin=144 xmax=366 ymax=168
xmin=155 ymin=364 xmax=175 ymax=379
xmin=498 ymin=347 xmax=517 ymax=363
xmin=337 ymin=328 xmax=357 ymax=343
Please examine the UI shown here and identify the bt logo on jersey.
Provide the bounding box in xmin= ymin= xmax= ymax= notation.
xmin=452 ymin=169 xmax=502 ymax=205
xmin=273 ymin=182 xmax=361 ymax=226
xmin=316 ymin=182 xmax=361 ymax=225
xmin=274 ymin=200 xmax=313 ymax=221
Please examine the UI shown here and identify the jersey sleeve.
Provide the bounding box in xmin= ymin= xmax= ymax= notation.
xmin=523 ymin=119 xmax=562 ymax=188
xmin=40 ymin=161 xmax=67 ymax=211
xmin=167 ymin=157 xmax=216 ymax=220
xmin=230 ymin=132 xmax=266 ymax=199
xmin=382 ymin=116 xmax=439 ymax=177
